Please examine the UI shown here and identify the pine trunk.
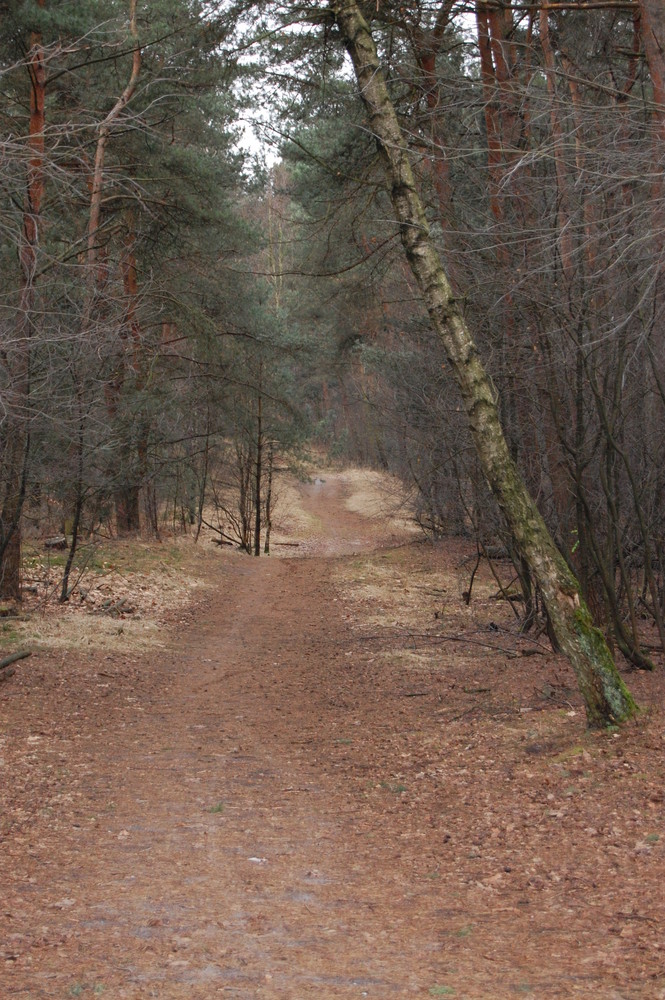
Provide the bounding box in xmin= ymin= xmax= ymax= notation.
xmin=0 ymin=453 xmax=24 ymax=601
xmin=115 ymin=483 xmax=141 ymax=535
xmin=638 ymin=0 xmax=665 ymax=140
xmin=331 ymin=0 xmax=636 ymax=727
xmin=253 ymin=393 xmax=263 ymax=557
xmin=0 ymin=9 xmax=46 ymax=600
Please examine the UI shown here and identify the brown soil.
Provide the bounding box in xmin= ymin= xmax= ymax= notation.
xmin=2 ymin=472 xmax=665 ymax=999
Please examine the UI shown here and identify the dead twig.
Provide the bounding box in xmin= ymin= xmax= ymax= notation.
xmin=478 ymin=546 xmax=521 ymax=621
xmin=462 ymin=544 xmax=481 ymax=605
xmin=348 ymin=628 xmax=542 ymax=658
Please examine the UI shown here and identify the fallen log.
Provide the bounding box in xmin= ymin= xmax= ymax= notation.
xmin=0 ymin=649 xmax=31 ymax=671
xmin=44 ymin=535 xmax=67 ymax=549
xmin=98 ymin=597 xmax=136 ymax=616
xmin=0 ymin=649 xmax=31 ymax=682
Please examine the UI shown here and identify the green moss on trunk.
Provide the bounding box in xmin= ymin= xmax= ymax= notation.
xmin=334 ymin=0 xmax=637 ymax=730
xmin=573 ymin=606 xmax=638 ymax=726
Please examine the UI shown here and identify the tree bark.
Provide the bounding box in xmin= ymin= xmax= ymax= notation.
xmin=0 ymin=5 xmax=46 ymax=600
xmin=60 ymin=375 xmax=86 ymax=603
xmin=330 ymin=0 xmax=636 ymax=727
xmin=87 ymin=1 xmax=141 ymax=269
xmin=638 ymin=0 xmax=665 ymax=141
xmin=86 ymin=4 xmax=142 ymax=536
xmin=253 ymin=392 xmax=263 ymax=557
xmin=115 ymin=208 xmax=147 ymax=536
xmin=264 ymin=442 xmax=274 ymax=555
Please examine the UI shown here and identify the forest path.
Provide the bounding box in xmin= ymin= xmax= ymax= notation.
xmin=3 ymin=473 xmax=449 ymax=999
xmin=2 ymin=473 xmax=662 ymax=999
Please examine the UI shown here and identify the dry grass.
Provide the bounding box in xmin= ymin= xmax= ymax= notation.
xmin=341 ymin=466 xmax=419 ymax=536
xmin=7 ymin=534 xmax=219 ymax=655
xmin=333 ymin=539 xmax=521 ymax=675
xmin=269 ymin=473 xmax=324 ymax=541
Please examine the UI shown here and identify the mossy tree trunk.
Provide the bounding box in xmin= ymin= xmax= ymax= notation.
xmin=330 ymin=0 xmax=636 ymax=727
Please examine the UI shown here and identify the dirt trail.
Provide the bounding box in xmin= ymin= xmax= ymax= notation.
xmin=2 ymin=475 xmax=432 ymax=999
xmin=2 ymin=473 xmax=664 ymax=999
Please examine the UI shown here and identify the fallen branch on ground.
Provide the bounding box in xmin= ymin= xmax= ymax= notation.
xmin=97 ymin=597 xmax=136 ymax=616
xmin=349 ymin=629 xmax=547 ymax=658
xmin=0 ymin=649 xmax=31 ymax=682
xmin=201 ymin=518 xmax=239 ymax=547
xmin=0 ymin=649 xmax=32 ymax=670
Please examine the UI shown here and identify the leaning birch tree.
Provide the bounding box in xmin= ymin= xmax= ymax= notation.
xmin=328 ymin=0 xmax=635 ymax=727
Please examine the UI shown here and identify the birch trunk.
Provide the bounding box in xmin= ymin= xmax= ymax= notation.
xmin=330 ymin=0 xmax=636 ymax=727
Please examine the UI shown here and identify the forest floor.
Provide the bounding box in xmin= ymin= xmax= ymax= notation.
xmin=1 ymin=469 xmax=665 ymax=999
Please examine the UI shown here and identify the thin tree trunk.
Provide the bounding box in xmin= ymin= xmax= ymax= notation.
xmin=264 ymin=443 xmax=274 ymax=555
xmin=638 ymin=0 xmax=665 ymax=142
xmin=194 ymin=410 xmax=211 ymax=543
xmin=60 ymin=370 xmax=88 ymax=603
xmin=406 ymin=1 xmax=457 ymax=277
xmin=86 ymin=2 xmax=142 ymax=536
xmin=331 ymin=0 xmax=635 ymax=727
xmin=115 ymin=209 xmax=146 ymax=535
xmin=60 ymin=437 xmax=84 ymax=604
xmin=0 ymin=436 xmax=30 ymax=601
xmin=253 ymin=393 xmax=263 ymax=557
xmin=0 ymin=7 xmax=46 ymax=600
xmin=87 ymin=1 xmax=141 ymax=269
xmin=237 ymin=440 xmax=252 ymax=554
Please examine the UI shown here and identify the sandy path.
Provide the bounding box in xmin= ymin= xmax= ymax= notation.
xmin=2 ymin=476 xmax=445 ymax=998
